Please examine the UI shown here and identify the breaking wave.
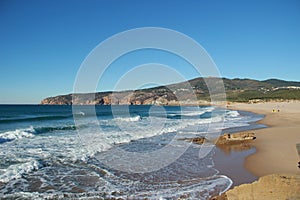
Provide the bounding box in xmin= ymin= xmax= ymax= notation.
xmin=114 ymin=115 xmax=141 ymax=122
xmin=0 ymin=125 xmax=81 ymax=143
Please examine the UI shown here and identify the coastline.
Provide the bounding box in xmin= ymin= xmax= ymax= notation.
xmin=1 ymin=103 xmax=299 ymax=199
xmin=229 ymin=101 xmax=300 ymax=177
xmin=211 ymin=101 xmax=300 ymax=199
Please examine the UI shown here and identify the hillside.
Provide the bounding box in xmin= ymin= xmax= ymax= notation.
xmin=40 ymin=78 xmax=300 ymax=105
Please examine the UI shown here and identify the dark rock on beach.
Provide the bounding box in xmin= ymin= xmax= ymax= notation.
xmin=180 ymin=132 xmax=256 ymax=146
xmin=216 ymin=132 xmax=256 ymax=145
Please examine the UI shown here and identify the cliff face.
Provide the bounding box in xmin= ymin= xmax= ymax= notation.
xmin=41 ymin=89 xmax=205 ymax=105
xmin=41 ymin=95 xmax=73 ymax=105
xmin=40 ymin=77 xmax=300 ymax=105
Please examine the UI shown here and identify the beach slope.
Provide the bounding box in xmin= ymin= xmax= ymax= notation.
xmin=231 ymin=101 xmax=300 ymax=176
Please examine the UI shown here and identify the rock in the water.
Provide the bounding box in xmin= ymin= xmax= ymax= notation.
xmin=180 ymin=137 xmax=206 ymax=145
xmin=180 ymin=132 xmax=256 ymax=146
xmin=216 ymin=132 xmax=256 ymax=145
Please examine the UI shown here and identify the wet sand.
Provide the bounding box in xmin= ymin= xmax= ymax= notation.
xmin=229 ymin=101 xmax=300 ymax=177
xmin=213 ymin=145 xmax=257 ymax=186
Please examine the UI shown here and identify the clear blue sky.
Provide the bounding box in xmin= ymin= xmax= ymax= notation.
xmin=0 ymin=0 xmax=299 ymax=104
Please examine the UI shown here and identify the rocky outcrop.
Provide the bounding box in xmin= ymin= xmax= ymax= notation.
xmin=216 ymin=132 xmax=256 ymax=145
xmin=41 ymin=95 xmax=72 ymax=105
xmin=211 ymin=174 xmax=300 ymax=200
xmin=180 ymin=132 xmax=256 ymax=146
xmin=180 ymin=137 xmax=206 ymax=145
xmin=102 ymin=95 xmax=111 ymax=105
xmin=41 ymin=88 xmax=207 ymax=105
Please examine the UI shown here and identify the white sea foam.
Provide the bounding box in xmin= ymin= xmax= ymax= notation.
xmin=0 ymin=126 xmax=35 ymax=140
xmin=0 ymin=108 xmax=249 ymax=170
xmin=0 ymin=159 xmax=41 ymax=183
xmin=77 ymin=113 xmax=228 ymax=162
xmin=226 ymin=110 xmax=240 ymax=118
xmin=124 ymin=176 xmax=233 ymax=199
xmin=0 ymin=106 xmax=262 ymax=197
xmin=114 ymin=115 xmax=141 ymax=122
xmin=168 ymin=110 xmax=206 ymax=117
xmin=0 ymin=175 xmax=232 ymax=199
xmin=168 ymin=106 xmax=215 ymax=117
xmin=76 ymin=111 xmax=85 ymax=116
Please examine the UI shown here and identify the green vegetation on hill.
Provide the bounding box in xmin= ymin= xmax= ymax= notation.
xmin=226 ymin=89 xmax=300 ymax=102
xmin=41 ymin=78 xmax=300 ymax=105
xmin=187 ymin=78 xmax=300 ymax=102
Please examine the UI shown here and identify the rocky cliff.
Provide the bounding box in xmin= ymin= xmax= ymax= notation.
xmin=40 ymin=77 xmax=300 ymax=105
xmin=40 ymin=88 xmax=205 ymax=105
xmin=41 ymin=78 xmax=210 ymax=105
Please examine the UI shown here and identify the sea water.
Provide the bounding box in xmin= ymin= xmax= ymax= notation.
xmin=0 ymin=105 xmax=264 ymax=199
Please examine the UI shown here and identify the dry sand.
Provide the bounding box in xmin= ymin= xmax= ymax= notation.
xmin=212 ymin=101 xmax=300 ymax=200
xmin=216 ymin=174 xmax=300 ymax=200
xmin=230 ymin=101 xmax=300 ymax=177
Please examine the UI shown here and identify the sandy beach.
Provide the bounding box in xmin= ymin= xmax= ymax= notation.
xmin=230 ymin=101 xmax=300 ymax=177
xmin=212 ymin=101 xmax=300 ymax=199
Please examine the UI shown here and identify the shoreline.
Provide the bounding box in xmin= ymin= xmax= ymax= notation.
xmin=211 ymin=101 xmax=300 ymax=199
xmin=229 ymin=101 xmax=300 ymax=177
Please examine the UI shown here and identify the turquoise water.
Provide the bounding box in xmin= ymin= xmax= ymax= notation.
xmin=0 ymin=105 xmax=264 ymax=199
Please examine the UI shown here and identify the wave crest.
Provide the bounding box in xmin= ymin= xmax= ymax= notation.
xmin=0 ymin=125 xmax=80 ymax=144
xmin=0 ymin=127 xmax=35 ymax=142
xmin=114 ymin=115 xmax=141 ymax=122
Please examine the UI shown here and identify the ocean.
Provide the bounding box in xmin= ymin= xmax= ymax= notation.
xmin=0 ymin=105 xmax=265 ymax=199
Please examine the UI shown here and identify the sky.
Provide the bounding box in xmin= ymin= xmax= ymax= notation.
xmin=0 ymin=0 xmax=299 ymax=104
